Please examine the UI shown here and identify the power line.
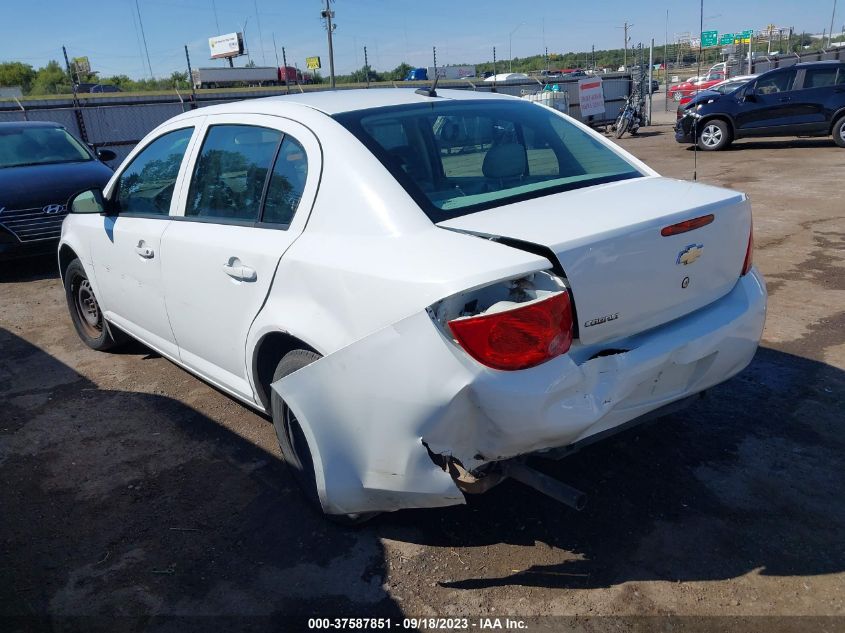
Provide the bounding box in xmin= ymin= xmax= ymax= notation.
xmin=134 ymin=0 xmax=154 ymax=79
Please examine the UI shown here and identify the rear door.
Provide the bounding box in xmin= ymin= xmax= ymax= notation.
xmin=160 ymin=114 xmax=319 ymax=402
xmin=92 ymin=123 xmax=200 ymax=357
xmin=734 ymin=69 xmax=799 ymax=135
xmin=789 ymin=66 xmax=845 ymax=134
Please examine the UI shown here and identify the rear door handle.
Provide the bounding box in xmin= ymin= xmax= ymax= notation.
xmin=135 ymin=241 xmax=154 ymax=258
xmin=222 ymin=260 xmax=257 ymax=282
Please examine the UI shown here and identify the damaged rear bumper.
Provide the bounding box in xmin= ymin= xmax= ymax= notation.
xmin=272 ymin=269 xmax=767 ymax=515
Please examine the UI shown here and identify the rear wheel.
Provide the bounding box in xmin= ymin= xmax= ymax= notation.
xmin=833 ymin=116 xmax=845 ymax=148
xmin=63 ymin=258 xmax=126 ymax=351
xmin=270 ymin=349 xmax=376 ymax=526
xmin=697 ymin=119 xmax=732 ymax=151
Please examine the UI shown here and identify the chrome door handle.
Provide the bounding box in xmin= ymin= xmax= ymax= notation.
xmin=222 ymin=261 xmax=257 ymax=282
xmin=135 ymin=242 xmax=154 ymax=258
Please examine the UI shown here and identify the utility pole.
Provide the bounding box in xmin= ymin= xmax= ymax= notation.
xmin=184 ymin=45 xmax=196 ymax=106
xmin=321 ymin=0 xmax=336 ymax=89
xmin=281 ymin=46 xmax=290 ymax=93
xmin=829 ymin=0 xmax=838 ymax=48
xmin=364 ymin=45 xmax=369 ymax=87
xmin=619 ymin=22 xmax=633 ymax=69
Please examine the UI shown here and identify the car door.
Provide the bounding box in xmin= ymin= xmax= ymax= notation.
xmin=789 ymin=66 xmax=844 ymax=134
xmin=93 ymin=122 xmax=201 ymax=358
xmin=734 ymin=69 xmax=799 ymax=136
xmin=160 ymin=114 xmax=320 ymax=402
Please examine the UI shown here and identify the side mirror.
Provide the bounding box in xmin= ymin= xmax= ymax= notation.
xmin=96 ymin=148 xmax=117 ymax=162
xmin=69 ymin=189 xmax=108 ymax=215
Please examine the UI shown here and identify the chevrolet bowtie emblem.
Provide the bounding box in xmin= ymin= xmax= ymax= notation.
xmin=677 ymin=243 xmax=703 ymax=265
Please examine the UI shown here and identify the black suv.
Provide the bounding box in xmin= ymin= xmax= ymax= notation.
xmin=675 ymin=61 xmax=845 ymax=150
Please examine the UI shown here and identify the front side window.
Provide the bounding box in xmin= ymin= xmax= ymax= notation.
xmin=117 ymin=127 xmax=193 ymax=215
xmin=755 ymin=71 xmax=796 ymax=95
xmin=335 ymin=100 xmax=641 ymax=220
xmin=0 ymin=126 xmax=91 ymax=169
xmin=186 ymin=125 xmax=282 ymax=222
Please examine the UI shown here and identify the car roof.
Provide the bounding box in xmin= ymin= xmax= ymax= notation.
xmin=0 ymin=120 xmax=62 ymax=130
xmin=186 ymin=88 xmax=519 ymax=118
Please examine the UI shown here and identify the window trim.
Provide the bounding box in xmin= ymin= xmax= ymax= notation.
xmin=108 ymin=125 xmax=197 ymax=219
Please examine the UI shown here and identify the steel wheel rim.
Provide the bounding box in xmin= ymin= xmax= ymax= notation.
xmin=73 ymin=276 xmax=102 ymax=338
xmin=840 ymin=124 xmax=845 ymax=142
xmin=701 ymin=124 xmax=723 ymax=147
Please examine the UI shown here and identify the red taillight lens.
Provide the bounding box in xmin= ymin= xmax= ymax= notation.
xmin=448 ymin=292 xmax=574 ymax=371
xmin=741 ymin=221 xmax=754 ymax=276
xmin=661 ymin=214 xmax=715 ymax=236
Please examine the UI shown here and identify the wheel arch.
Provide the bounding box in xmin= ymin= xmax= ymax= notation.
xmin=829 ymin=108 xmax=845 ymax=134
xmin=698 ymin=114 xmax=736 ymax=139
xmin=58 ymin=243 xmax=79 ymax=282
xmin=251 ymin=331 xmax=320 ymax=411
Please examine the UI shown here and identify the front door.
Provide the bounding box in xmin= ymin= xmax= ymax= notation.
xmin=91 ymin=125 xmax=198 ymax=357
xmin=160 ymin=115 xmax=318 ymax=402
xmin=735 ymin=69 xmax=799 ymax=136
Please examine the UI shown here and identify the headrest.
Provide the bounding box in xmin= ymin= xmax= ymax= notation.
xmin=482 ymin=143 xmax=526 ymax=179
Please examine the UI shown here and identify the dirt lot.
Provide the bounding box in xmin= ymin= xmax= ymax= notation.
xmin=1 ymin=111 xmax=844 ymax=632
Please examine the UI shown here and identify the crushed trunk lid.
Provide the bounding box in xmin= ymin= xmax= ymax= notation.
xmin=438 ymin=177 xmax=751 ymax=345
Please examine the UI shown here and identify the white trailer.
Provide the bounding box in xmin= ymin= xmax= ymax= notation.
xmin=428 ymin=65 xmax=476 ymax=80
xmin=191 ymin=66 xmax=279 ymax=89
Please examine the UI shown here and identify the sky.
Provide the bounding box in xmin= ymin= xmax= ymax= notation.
xmin=1 ymin=0 xmax=841 ymax=78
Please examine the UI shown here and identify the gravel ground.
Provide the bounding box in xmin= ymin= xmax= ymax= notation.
xmin=1 ymin=109 xmax=844 ymax=632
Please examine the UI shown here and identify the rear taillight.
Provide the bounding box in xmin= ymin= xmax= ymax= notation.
xmin=448 ymin=292 xmax=573 ymax=371
xmin=741 ymin=221 xmax=754 ymax=276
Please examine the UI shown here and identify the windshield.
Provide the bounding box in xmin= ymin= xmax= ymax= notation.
xmin=712 ymin=80 xmax=749 ymax=94
xmin=335 ymin=100 xmax=642 ymax=221
xmin=0 ymin=126 xmax=92 ymax=169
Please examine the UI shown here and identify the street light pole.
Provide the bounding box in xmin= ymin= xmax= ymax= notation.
xmin=509 ymin=22 xmax=524 ymax=73
xmin=829 ymin=0 xmax=838 ymax=48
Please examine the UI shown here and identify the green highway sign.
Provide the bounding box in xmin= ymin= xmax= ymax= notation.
xmin=701 ymin=30 xmax=719 ymax=47
xmin=720 ymin=33 xmax=734 ymax=45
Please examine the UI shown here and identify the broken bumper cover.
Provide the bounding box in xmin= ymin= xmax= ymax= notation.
xmin=273 ymin=269 xmax=767 ymax=515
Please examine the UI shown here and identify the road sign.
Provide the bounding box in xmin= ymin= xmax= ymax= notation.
xmin=306 ymin=56 xmax=321 ymax=70
xmin=736 ymin=29 xmax=754 ymax=44
xmin=719 ymin=33 xmax=734 ymax=45
xmin=71 ymin=56 xmax=90 ymax=75
xmin=701 ymin=30 xmax=719 ymax=47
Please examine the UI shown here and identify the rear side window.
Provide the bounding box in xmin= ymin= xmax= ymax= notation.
xmin=262 ymin=137 xmax=308 ymax=226
xmin=336 ymin=100 xmax=641 ymax=221
xmin=804 ymin=68 xmax=839 ymax=89
xmin=186 ymin=125 xmax=282 ymax=222
xmin=117 ymin=127 xmax=193 ymax=215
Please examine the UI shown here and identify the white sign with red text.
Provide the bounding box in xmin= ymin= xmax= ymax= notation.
xmin=578 ymin=77 xmax=606 ymax=117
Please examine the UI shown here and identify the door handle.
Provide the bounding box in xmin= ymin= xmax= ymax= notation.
xmin=222 ymin=260 xmax=257 ymax=282
xmin=135 ymin=241 xmax=154 ymax=258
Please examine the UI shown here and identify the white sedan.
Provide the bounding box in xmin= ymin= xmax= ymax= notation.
xmin=60 ymin=89 xmax=766 ymax=521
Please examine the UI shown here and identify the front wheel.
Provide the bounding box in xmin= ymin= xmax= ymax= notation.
xmin=63 ymin=258 xmax=126 ymax=351
xmin=270 ymin=349 xmax=377 ymax=526
xmin=615 ymin=114 xmax=630 ymax=139
xmin=697 ymin=119 xmax=732 ymax=151
xmin=833 ymin=116 xmax=845 ymax=148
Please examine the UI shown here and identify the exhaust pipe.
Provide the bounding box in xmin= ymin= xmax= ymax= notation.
xmin=504 ymin=461 xmax=587 ymax=511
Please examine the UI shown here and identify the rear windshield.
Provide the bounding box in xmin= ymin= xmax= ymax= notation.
xmin=0 ymin=126 xmax=92 ymax=169
xmin=335 ymin=100 xmax=642 ymax=221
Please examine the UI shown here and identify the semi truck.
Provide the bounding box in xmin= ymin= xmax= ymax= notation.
xmin=191 ymin=66 xmax=308 ymax=89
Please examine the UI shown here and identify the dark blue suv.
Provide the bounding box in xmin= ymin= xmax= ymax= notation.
xmin=676 ymin=61 xmax=845 ymax=150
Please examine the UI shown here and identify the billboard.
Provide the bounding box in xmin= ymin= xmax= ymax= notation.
xmin=306 ymin=56 xmax=321 ymax=70
xmin=72 ymin=56 xmax=91 ymax=75
xmin=209 ymin=33 xmax=244 ymax=59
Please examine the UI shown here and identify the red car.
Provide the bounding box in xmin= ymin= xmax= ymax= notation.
xmin=668 ymin=72 xmax=725 ymax=101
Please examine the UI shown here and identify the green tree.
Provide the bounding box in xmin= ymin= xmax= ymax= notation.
xmin=0 ymin=62 xmax=36 ymax=93
xmin=389 ymin=62 xmax=413 ymax=81
xmin=30 ymin=60 xmax=69 ymax=95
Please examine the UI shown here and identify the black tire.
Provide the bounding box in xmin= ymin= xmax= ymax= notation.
xmin=696 ymin=118 xmax=732 ymax=151
xmin=615 ymin=115 xmax=630 ymax=139
xmin=833 ymin=116 xmax=845 ymax=149
xmin=270 ymin=349 xmax=376 ymax=526
xmin=63 ymin=258 xmax=126 ymax=351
